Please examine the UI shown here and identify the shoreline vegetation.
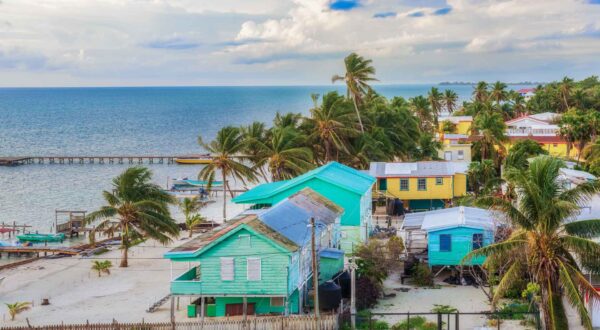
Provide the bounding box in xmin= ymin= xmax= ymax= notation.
xmin=2 ymin=53 xmax=600 ymax=329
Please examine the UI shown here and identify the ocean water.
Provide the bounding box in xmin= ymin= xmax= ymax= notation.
xmin=0 ymin=84 xmax=530 ymax=232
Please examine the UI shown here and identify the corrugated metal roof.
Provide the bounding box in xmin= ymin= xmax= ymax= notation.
xmin=369 ymin=161 xmax=469 ymax=178
xmin=165 ymin=188 xmax=343 ymax=258
xmin=233 ymin=162 xmax=375 ymax=203
xmin=401 ymin=206 xmax=500 ymax=232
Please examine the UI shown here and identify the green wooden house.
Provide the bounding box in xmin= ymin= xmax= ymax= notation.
xmin=164 ymin=188 xmax=344 ymax=317
xmin=402 ymin=206 xmax=497 ymax=266
xmin=232 ymin=162 xmax=375 ymax=253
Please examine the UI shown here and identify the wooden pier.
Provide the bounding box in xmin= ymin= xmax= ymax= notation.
xmin=0 ymin=154 xmax=205 ymax=166
xmin=0 ymin=245 xmax=79 ymax=255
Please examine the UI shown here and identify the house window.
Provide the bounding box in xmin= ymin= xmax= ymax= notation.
xmin=553 ymin=144 xmax=558 ymax=147
xmin=271 ymin=297 xmax=285 ymax=307
xmin=435 ymin=177 xmax=443 ymax=185
xmin=457 ymin=150 xmax=464 ymax=160
xmin=247 ymin=258 xmax=261 ymax=281
xmin=417 ymin=178 xmax=427 ymax=191
xmin=400 ymin=179 xmax=409 ymax=191
xmin=238 ymin=234 xmax=251 ymax=246
xmin=439 ymin=234 xmax=452 ymax=252
xmin=378 ymin=178 xmax=387 ymax=191
xmin=472 ymin=233 xmax=484 ymax=250
xmin=444 ymin=151 xmax=452 ymax=161
xmin=220 ymin=257 xmax=234 ymax=281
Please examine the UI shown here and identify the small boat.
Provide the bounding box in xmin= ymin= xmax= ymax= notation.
xmin=17 ymin=233 xmax=65 ymax=243
xmin=170 ymin=178 xmax=223 ymax=191
xmin=175 ymin=154 xmax=212 ymax=165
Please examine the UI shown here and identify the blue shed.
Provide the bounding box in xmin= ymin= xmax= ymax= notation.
xmin=403 ymin=206 xmax=498 ymax=266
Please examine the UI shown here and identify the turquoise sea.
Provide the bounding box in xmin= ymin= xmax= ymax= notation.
xmin=0 ymin=84 xmax=530 ymax=232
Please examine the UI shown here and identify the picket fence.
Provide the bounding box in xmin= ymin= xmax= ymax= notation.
xmin=1 ymin=314 xmax=338 ymax=330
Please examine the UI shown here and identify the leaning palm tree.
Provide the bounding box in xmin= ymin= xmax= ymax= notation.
xmin=179 ymin=197 xmax=206 ymax=237
xmin=91 ymin=260 xmax=112 ymax=277
xmin=256 ymin=127 xmax=314 ymax=182
xmin=86 ymin=167 xmax=179 ymax=267
xmin=199 ymin=126 xmax=257 ymax=221
xmin=442 ymin=89 xmax=458 ymax=114
xmin=466 ymin=157 xmax=600 ymax=329
xmin=185 ymin=214 xmax=206 ymax=238
xmin=332 ymin=53 xmax=378 ymax=133
xmin=5 ymin=302 xmax=31 ymax=321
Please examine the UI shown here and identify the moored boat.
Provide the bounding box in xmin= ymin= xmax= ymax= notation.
xmin=175 ymin=154 xmax=212 ymax=165
xmin=17 ymin=233 xmax=65 ymax=243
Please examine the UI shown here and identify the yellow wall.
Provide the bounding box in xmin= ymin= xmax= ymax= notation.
xmin=438 ymin=143 xmax=472 ymax=162
xmin=384 ymin=176 xmax=465 ymax=200
xmin=438 ymin=120 xmax=472 ymax=135
xmin=453 ymin=173 xmax=467 ymax=196
xmin=504 ymin=141 xmax=580 ymax=159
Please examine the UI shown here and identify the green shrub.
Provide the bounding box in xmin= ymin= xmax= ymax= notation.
xmin=411 ymin=263 xmax=434 ymax=287
xmin=391 ymin=316 xmax=437 ymax=330
xmin=498 ymin=301 xmax=530 ymax=320
xmin=431 ymin=304 xmax=457 ymax=313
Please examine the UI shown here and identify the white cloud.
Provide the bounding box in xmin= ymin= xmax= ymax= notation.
xmin=0 ymin=0 xmax=599 ymax=86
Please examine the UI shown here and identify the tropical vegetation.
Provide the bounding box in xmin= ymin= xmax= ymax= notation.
xmin=179 ymin=197 xmax=206 ymax=238
xmin=86 ymin=167 xmax=179 ymax=267
xmin=5 ymin=302 xmax=31 ymax=321
xmin=91 ymin=260 xmax=113 ymax=277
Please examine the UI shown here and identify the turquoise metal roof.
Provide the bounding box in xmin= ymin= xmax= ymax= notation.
xmin=232 ymin=162 xmax=375 ymax=203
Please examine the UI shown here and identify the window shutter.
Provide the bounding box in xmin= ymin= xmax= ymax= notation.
xmin=247 ymin=258 xmax=261 ymax=281
xmin=220 ymin=257 xmax=234 ymax=281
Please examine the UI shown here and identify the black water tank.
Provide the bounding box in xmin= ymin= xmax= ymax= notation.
xmin=319 ymin=280 xmax=342 ymax=310
xmin=335 ymin=271 xmax=351 ymax=298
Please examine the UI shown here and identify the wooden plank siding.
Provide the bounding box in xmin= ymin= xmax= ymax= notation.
xmin=171 ymin=228 xmax=290 ymax=296
xmin=427 ymin=227 xmax=493 ymax=266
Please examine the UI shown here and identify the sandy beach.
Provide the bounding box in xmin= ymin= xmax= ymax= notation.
xmin=0 ymin=193 xmax=247 ymax=326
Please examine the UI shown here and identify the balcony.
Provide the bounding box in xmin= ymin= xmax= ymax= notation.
xmin=171 ymin=266 xmax=202 ymax=295
xmin=506 ymin=128 xmax=558 ymax=137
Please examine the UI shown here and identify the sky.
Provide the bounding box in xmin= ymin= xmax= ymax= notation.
xmin=0 ymin=0 xmax=599 ymax=87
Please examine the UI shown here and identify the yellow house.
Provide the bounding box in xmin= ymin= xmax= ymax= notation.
xmin=368 ymin=161 xmax=469 ymax=211
xmin=438 ymin=116 xmax=473 ymax=135
xmin=438 ymin=133 xmax=472 ymax=162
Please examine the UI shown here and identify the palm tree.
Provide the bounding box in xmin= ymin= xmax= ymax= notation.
xmin=185 ymin=214 xmax=206 ymax=238
xmin=490 ymin=81 xmax=508 ymax=105
xmin=304 ymin=92 xmax=358 ymax=163
xmin=466 ymin=157 xmax=600 ymax=329
xmin=241 ymin=122 xmax=268 ymax=180
xmin=91 ymin=260 xmax=113 ymax=277
xmin=256 ymin=127 xmax=314 ymax=181
xmin=179 ymin=197 xmax=206 ymax=238
xmin=343 ymin=132 xmax=388 ymax=169
xmin=415 ymin=133 xmax=442 ymax=160
xmin=559 ymin=76 xmax=574 ymax=111
xmin=5 ymin=302 xmax=30 ymax=321
xmin=466 ymin=160 xmax=497 ymax=197
xmin=510 ymin=92 xmax=527 ymax=118
xmin=409 ymin=95 xmax=433 ymax=132
xmin=199 ymin=126 xmax=258 ymax=221
xmin=427 ymin=87 xmax=443 ymax=125
xmin=442 ymin=89 xmax=459 ymax=114
xmin=471 ymin=109 xmax=507 ymax=161
xmin=332 ymin=53 xmax=378 ymax=133
xmin=273 ymin=112 xmax=302 ymax=130
xmin=473 ymin=81 xmax=489 ymax=103
xmin=86 ymin=167 xmax=179 ymax=267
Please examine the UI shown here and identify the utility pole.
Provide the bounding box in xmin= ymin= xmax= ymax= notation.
xmin=310 ymin=217 xmax=320 ymax=327
xmin=350 ymin=257 xmax=356 ymax=329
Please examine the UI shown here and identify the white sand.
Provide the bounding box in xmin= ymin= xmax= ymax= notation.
xmin=0 ymin=194 xmax=246 ymax=326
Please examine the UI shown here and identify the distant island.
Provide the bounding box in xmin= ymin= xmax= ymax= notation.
xmin=439 ymin=81 xmax=545 ymax=86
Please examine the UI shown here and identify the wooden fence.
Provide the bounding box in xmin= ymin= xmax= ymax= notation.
xmin=1 ymin=314 xmax=338 ymax=330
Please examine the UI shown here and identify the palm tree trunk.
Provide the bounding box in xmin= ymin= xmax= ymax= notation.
xmin=120 ymin=226 xmax=128 ymax=267
xmin=222 ymin=169 xmax=227 ymax=222
xmin=352 ymin=95 xmax=365 ymax=133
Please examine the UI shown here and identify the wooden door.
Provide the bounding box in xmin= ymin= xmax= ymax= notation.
xmin=225 ymin=303 xmax=255 ymax=316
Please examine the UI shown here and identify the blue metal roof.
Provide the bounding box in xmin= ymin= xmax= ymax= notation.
xmin=233 ymin=162 xmax=375 ymax=203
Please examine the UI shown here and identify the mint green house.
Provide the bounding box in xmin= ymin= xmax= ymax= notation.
xmin=402 ymin=206 xmax=497 ymax=266
xmin=232 ymin=162 xmax=375 ymax=253
xmin=164 ymin=188 xmax=344 ymax=318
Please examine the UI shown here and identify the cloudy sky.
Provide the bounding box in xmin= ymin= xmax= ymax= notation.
xmin=1 ymin=0 xmax=599 ymax=87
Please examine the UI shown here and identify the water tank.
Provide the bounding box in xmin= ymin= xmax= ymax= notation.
xmin=335 ymin=271 xmax=351 ymax=298
xmin=318 ymin=280 xmax=342 ymax=311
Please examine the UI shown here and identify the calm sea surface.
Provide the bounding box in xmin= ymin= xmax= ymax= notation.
xmin=0 ymin=85 xmax=530 ymax=232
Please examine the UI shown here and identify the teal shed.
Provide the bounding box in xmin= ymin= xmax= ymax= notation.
xmin=402 ymin=206 xmax=497 ymax=266
xmin=232 ymin=162 xmax=375 ymax=253
xmin=164 ymin=188 xmax=344 ymax=318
